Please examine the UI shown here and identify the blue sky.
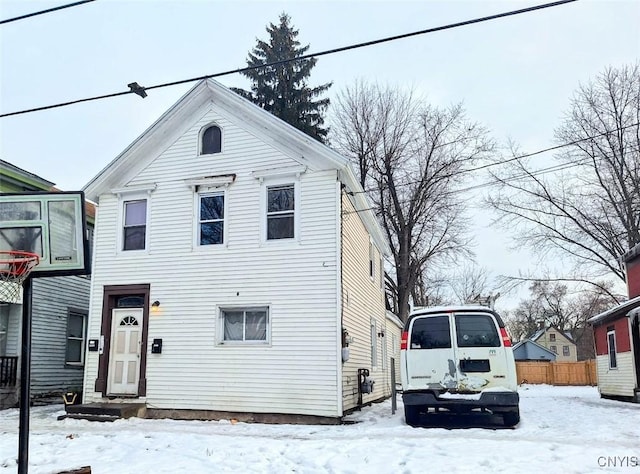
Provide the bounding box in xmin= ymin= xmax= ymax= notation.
xmin=1 ymin=0 xmax=638 ymax=306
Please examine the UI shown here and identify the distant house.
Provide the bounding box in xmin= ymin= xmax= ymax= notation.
xmin=79 ymin=79 xmax=399 ymax=423
xmin=589 ymin=245 xmax=640 ymax=403
xmin=512 ymin=339 xmax=557 ymax=361
xmin=527 ymin=325 xmax=577 ymax=362
xmin=0 ymin=160 xmax=93 ymax=408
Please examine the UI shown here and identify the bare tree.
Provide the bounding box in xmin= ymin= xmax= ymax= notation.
xmin=332 ymin=82 xmax=494 ymax=322
xmin=447 ymin=264 xmax=493 ymax=305
xmin=505 ymin=280 xmax=619 ymax=359
xmin=487 ymin=63 xmax=640 ymax=283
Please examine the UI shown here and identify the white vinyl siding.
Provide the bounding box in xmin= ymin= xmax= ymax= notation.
xmin=83 ymin=108 xmax=341 ymax=417
xmin=595 ymin=352 xmax=636 ymax=398
xmin=340 ymin=193 xmax=390 ymax=412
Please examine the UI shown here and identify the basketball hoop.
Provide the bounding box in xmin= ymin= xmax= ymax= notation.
xmin=0 ymin=251 xmax=40 ymax=303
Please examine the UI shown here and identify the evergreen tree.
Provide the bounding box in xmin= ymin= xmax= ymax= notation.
xmin=232 ymin=13 xmax=332 ymax=143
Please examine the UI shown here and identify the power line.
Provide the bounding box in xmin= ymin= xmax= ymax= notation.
xmin=0 ymin=0 xmax=577 ymax=118
xmin=0 ymin=1 xmax=95 ymax=25
xmin=343 ymin=143 xmax=640 ymax=215
xmin=347 ymin=122 xmax=640 ymax=195
xmin=342 ymin=159 xmax=590 ymax=215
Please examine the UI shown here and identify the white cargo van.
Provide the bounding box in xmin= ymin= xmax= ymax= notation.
xmin=400 ymin=306 xmax=519 ymax=427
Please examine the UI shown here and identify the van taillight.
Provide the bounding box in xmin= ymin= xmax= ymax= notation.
xmin=401 ymin=331 xmax=408 ymax=350
xmin=500 ymin=327 xmax=512 ymax=347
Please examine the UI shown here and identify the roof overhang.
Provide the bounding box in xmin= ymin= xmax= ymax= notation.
xmin=588 ymin=295 xmax=640 ymax=325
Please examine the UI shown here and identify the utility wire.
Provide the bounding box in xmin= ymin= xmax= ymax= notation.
xmin=343 ymin=143 xmax=640 ymax=215
xmin=347 ymin=122 xmax=640 ymax=195
xmin=342 ymin=158 xmax=592 ymax=215
xmin=0 ymin=0 xmax=577 ymax=118
xmin=0 ymin=0 xmax=95 ymax=25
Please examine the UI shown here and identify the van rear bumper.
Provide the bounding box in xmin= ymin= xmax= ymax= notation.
xmin=402 ymin=390 xmax=519 ymax=412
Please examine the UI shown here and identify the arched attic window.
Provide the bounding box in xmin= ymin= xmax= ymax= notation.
xmin=201 ymin=124 xmax=222 ymax=155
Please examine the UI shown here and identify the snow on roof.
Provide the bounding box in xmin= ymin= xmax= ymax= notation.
xmin=588 ymin=294 xmax=640 ymax=324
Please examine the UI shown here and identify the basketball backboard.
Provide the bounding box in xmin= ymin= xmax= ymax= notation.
xmin=0 ymin=192 xmax=90 ymax=277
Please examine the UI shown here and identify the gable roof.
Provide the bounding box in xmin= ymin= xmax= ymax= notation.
xmin=528 ymin=325 xmax=575 ymax=344
xmin=512 ymin=339 xmax=557 ymax=359
xmin=82 ymin=79 xmax=390 ymax=256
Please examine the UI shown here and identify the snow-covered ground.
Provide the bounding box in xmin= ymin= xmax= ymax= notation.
xmin=1 ymin=385 xmax=639 ymax=474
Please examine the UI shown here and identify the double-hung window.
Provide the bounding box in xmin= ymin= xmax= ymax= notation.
xmin=220 ymin=307 xmax=269 ymax=344
xmin=66 ymin=310 xmax=87 ymax=366
xmin=123 ymin=199 xmax=147 ymax=251
xmin=199 ymin=192 xmax=225 ymax=245
xmin=266 ymin=184 xmax=295 ymax=240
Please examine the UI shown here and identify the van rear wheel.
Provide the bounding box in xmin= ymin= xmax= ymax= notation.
xmin=502 ymin=410 xmax=520 ymax=427
xmin=404 ymin=405 xmax=420 ymax=426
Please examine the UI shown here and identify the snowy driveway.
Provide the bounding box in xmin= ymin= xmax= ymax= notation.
xmin=0 ymin=385 xmax=638 ymax=473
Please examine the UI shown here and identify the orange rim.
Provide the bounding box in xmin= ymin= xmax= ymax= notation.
xmin=0 ymin=251 xmax=40 ymax=277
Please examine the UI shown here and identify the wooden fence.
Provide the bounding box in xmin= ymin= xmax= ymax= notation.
xmin=516 ymin=360 xmax=597 ymax=386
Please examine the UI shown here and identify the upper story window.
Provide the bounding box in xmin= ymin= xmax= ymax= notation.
xmin=549 ymin=333 xmax=556 ymax=342
xmin=201 ymin=125 xmax=222 ymax=155
xmin=369 ymin=242 xmax=375 ymax=280
xmin=123 ymin=199 xmax=147 ymax=251
xmin=266 ymin=184 xmax=295 ymax=240
xmin=199 ymin=192 xmax=225 ymax=245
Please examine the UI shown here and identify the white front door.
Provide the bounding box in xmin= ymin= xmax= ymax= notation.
xmin=107 ymin=308 xmax=142 ymax=395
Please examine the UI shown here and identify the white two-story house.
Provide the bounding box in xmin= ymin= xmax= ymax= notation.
xmin=80 ymin=79 xmax=401 ymax=422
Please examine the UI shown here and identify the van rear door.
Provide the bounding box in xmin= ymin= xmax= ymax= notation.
xmin=403 ymin=314 xmax=458 ymax=391
xmin=453 ymin=312 xmax=509 ymax=391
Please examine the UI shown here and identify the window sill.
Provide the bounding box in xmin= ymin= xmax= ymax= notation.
xmin=217 ymin=341 xmax=271 ymax=347
xmin=262 ymin=238 xmax=300 ymax=248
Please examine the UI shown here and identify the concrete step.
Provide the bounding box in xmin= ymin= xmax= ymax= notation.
xmin=58 ymin=413 xmax=120 ymax=422
xmin=62 ymin=403 xmax=146 ymax=421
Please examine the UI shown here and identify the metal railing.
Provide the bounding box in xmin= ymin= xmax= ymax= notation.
xmin=0 ymin=356 xmax=18 ymax=387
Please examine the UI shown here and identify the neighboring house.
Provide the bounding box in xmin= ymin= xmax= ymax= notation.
xmin=0 ymin=160 xmax=93 ymax=408
xmin=527 ymin=325 xmax=577 ymax=362
xmin=512 ymin=339 xmax=557 ymax=361
xmin=80 ymin=78 xmax=398 ymax=423
xmin=589 ymin=245 xmax=640 ymax=403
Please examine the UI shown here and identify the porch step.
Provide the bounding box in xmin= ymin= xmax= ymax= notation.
xmin=59 ymin=403 xmax=146 ymax=422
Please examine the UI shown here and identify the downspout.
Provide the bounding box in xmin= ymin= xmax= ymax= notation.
xmin=335 ymin=177 xmax=344 ymax=418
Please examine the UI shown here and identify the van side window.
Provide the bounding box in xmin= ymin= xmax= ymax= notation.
xmin=455 ymin=314 xmax=500 ymax=347
xmin=410 ymin=316 xmax=451 ymax=349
